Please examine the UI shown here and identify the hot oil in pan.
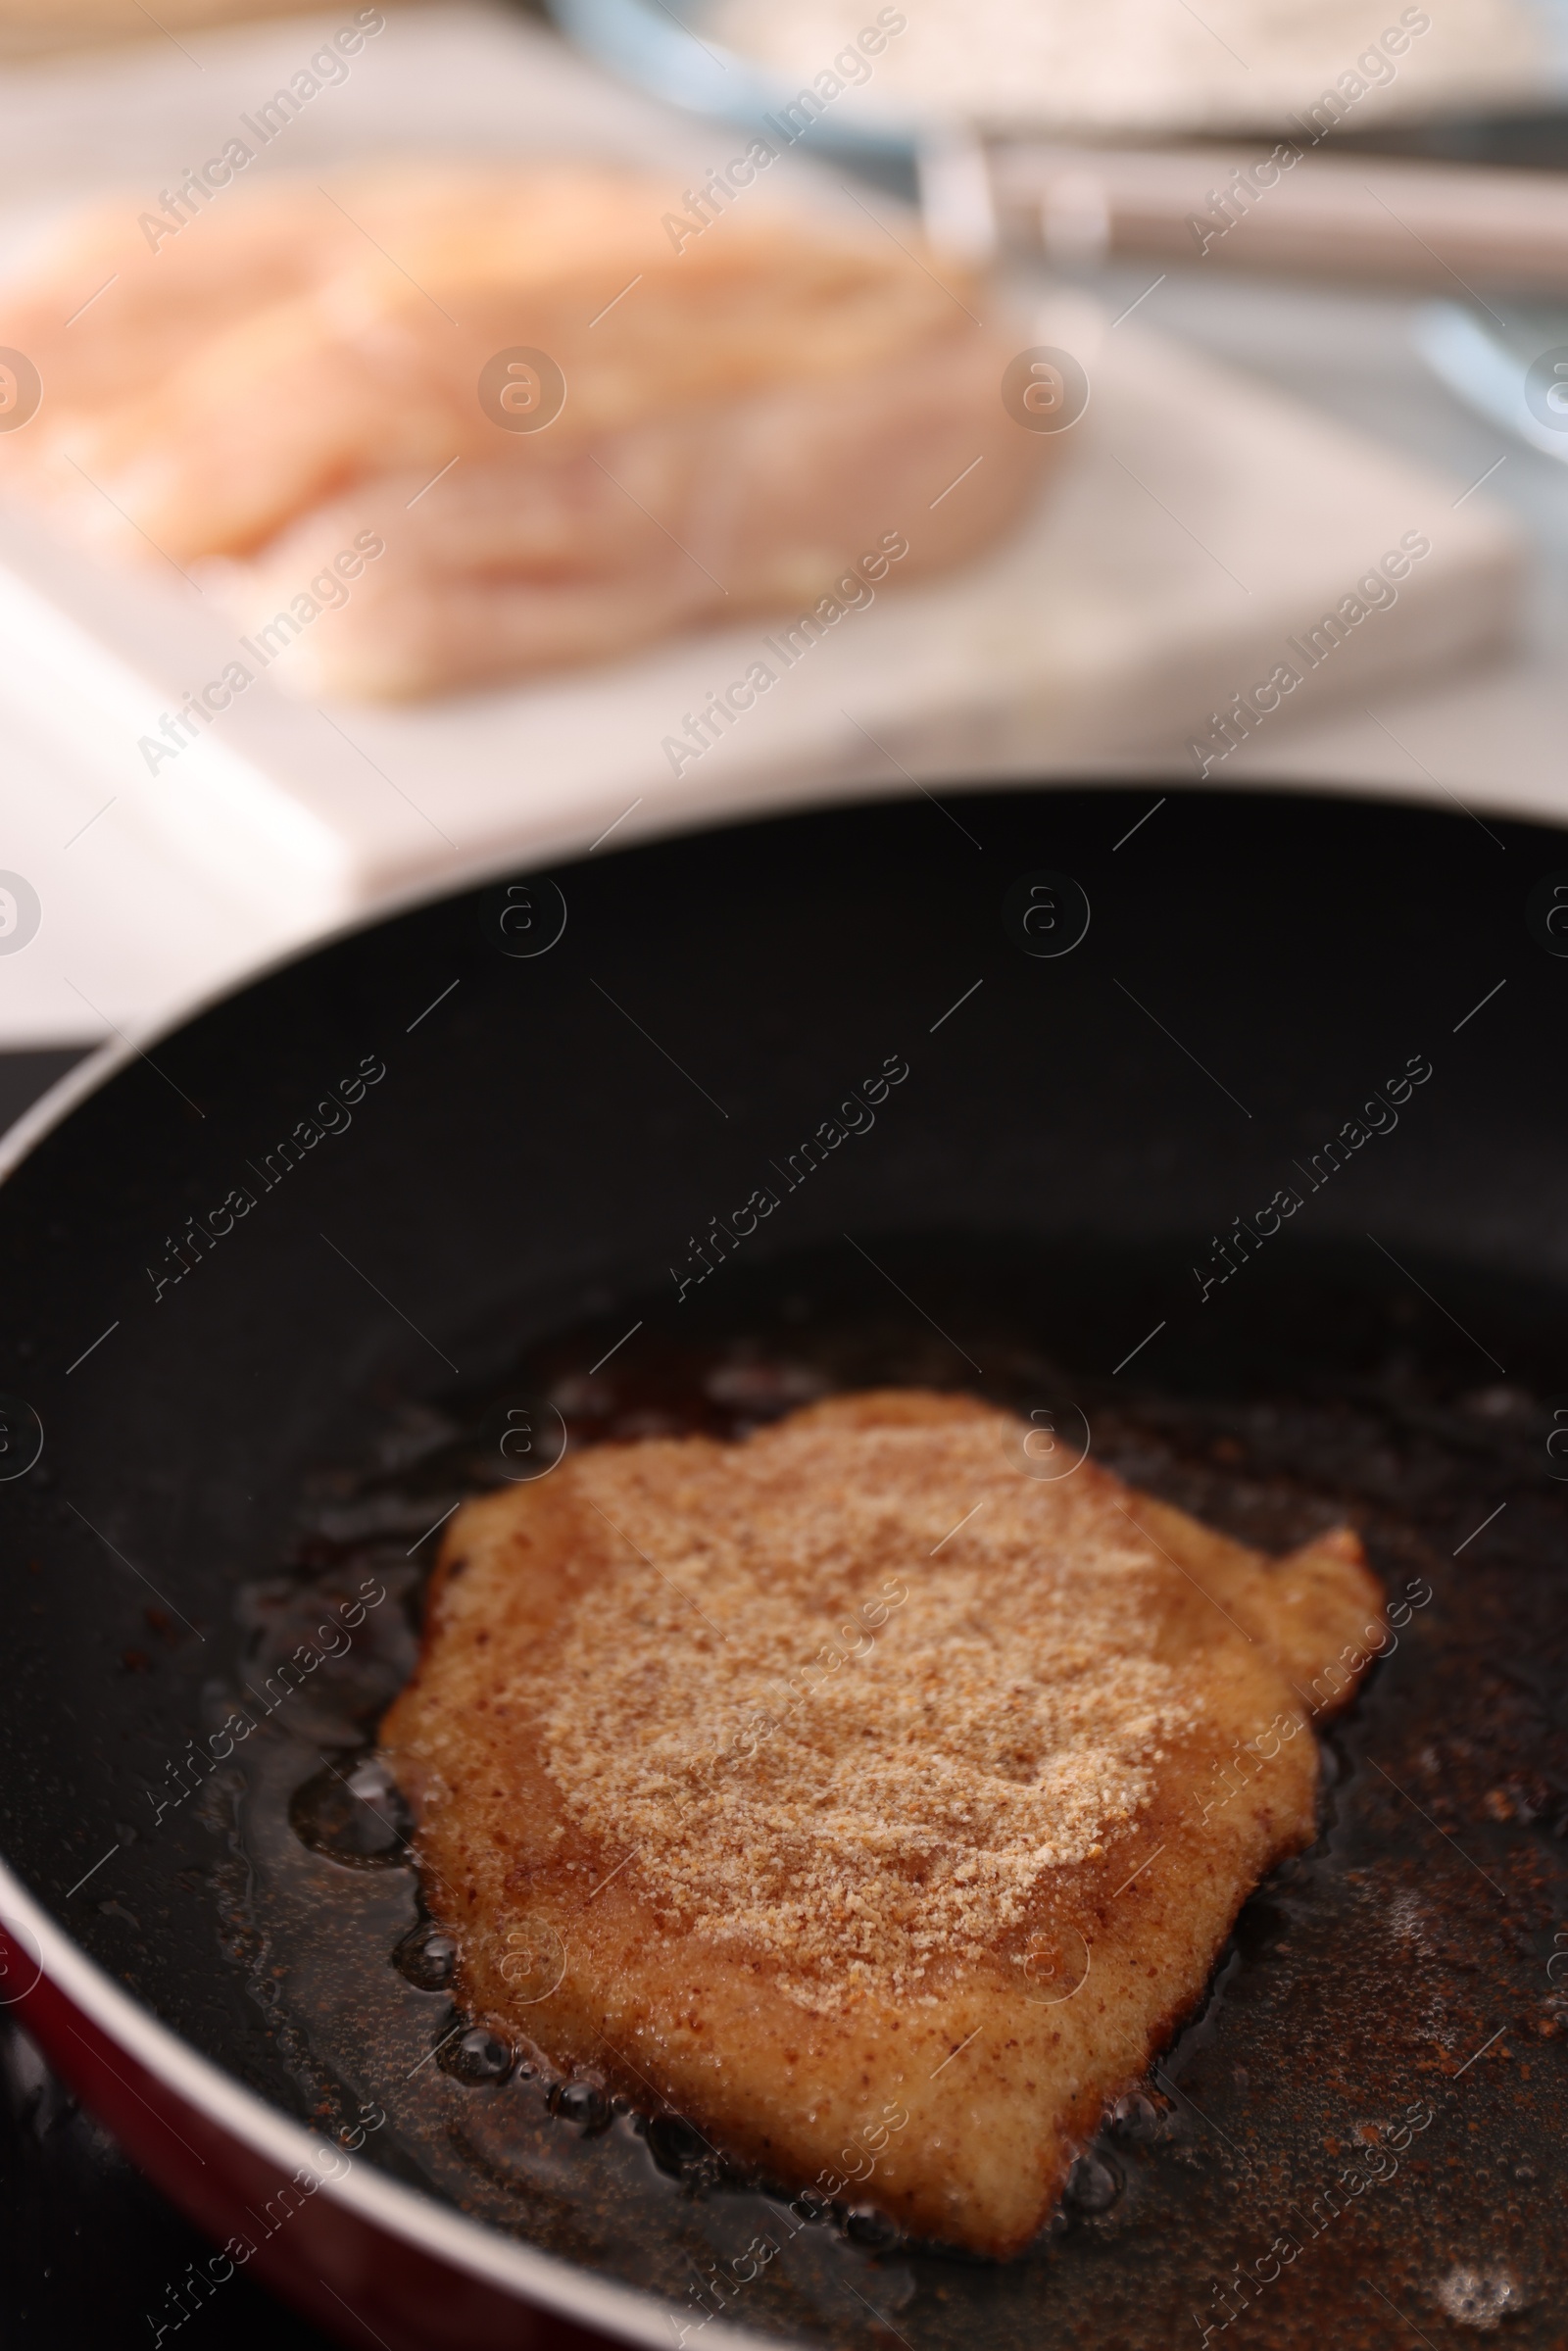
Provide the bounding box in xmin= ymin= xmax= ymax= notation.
xmin=215 ymin=1241 xmax=1568 ymax=2350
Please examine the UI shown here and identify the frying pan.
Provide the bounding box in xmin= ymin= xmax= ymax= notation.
xmin=0 ymin=780 xmax=1564 ymax=2351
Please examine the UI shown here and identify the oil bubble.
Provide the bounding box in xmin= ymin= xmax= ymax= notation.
xmin=1436 ymin=2266 xmax=1523 ymax=2329
xmin=1109 ymin=2092 xmax=1161 ymax=2144
xmin=552 ymin=2079 xmax=612 ymax=2134
xmin=440 ymin=2027 xmax=514 ymax=2086
xmin=288 ymin=1752 xmax=412 ymax=1869
xmin=1066 ymin=2152 xmax=1121 ymax=2212
xmin=844 ymin=2204 xmax=902 ymax=2249
xmin=393 ymin=1920 xmax=456 ymax=1990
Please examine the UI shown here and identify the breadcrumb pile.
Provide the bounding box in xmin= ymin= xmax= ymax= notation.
xmin=529 ymin=1412 xmax=1195 ymax=2007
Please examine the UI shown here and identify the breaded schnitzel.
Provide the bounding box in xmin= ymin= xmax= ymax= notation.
xmin=379 ymin=1391 xmax=1384 ymax=2256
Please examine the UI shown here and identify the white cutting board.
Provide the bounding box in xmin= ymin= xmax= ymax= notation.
xmin=0 ymin=2 xmax=1525 ymax=1041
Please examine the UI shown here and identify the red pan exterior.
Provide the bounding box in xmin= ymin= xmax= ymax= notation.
xmin=1 ymin=1926 xmax=612 ymax=2351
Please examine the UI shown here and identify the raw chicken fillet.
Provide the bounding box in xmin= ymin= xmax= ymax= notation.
xmin=0 ymin=167 xmax=1057 ymax=696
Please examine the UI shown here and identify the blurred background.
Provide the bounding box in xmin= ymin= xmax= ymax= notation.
xmin=1 ymin=0 xmax=1566 ymax=2336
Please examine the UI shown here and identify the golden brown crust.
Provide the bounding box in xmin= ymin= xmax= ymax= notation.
xmin=380 ymin=1390 xmax=1383 ymax=2256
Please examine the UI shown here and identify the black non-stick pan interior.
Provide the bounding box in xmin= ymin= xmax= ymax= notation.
xmin=0 ymin=784 xmax=1563 ymax=2349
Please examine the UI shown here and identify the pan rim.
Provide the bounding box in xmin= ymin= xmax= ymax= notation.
xmin=0 ymin=1858 xmax=773 ymax=2348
